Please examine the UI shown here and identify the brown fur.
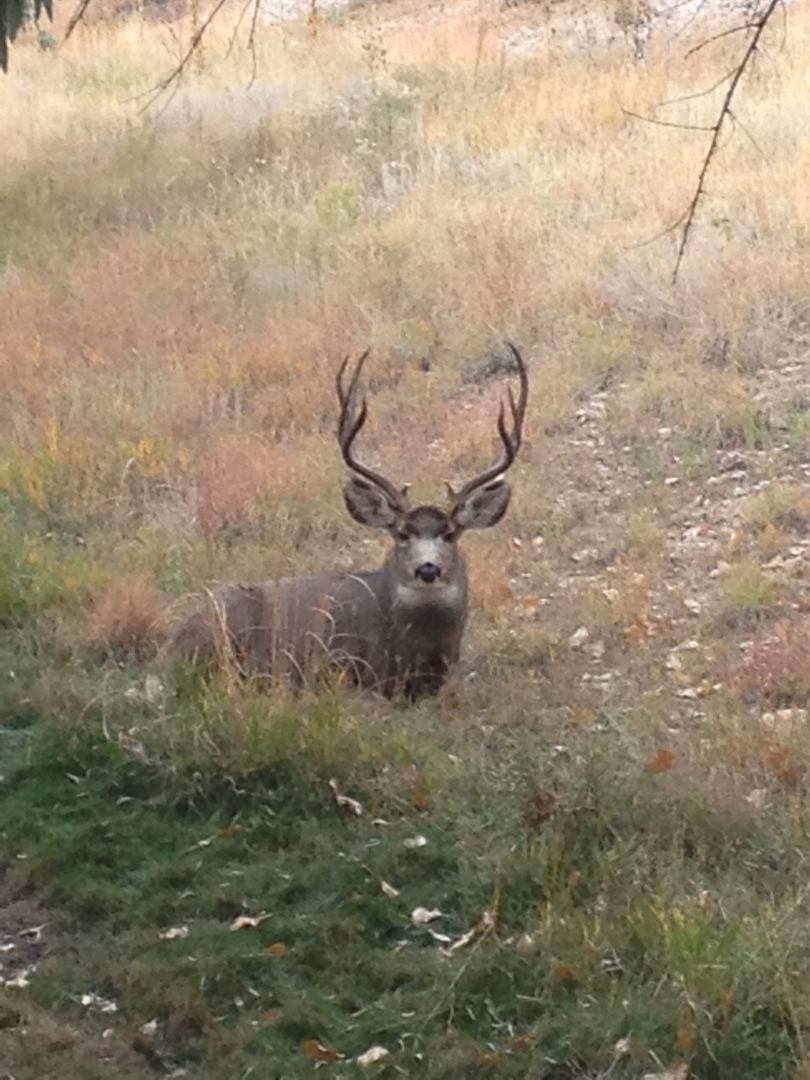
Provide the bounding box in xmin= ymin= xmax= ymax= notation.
xmin=160 ymin=537 xmax=468 ymax=701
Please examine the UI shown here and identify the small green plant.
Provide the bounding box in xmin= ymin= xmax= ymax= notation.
xmin=716 ymin=560 xmax=782 ymax=626
xmin=315 ymin=182 xmax=360 ymax=229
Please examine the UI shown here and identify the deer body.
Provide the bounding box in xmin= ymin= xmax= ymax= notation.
xmin=161 ymin=347 xmax=526 ymax=700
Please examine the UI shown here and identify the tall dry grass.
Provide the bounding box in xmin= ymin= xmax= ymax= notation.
xmin=1 ymin=0 xmax=809 ymax=644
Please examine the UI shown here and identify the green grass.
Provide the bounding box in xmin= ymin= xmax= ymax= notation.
xmin=2 ymin=656 xmax=810 ymax=1077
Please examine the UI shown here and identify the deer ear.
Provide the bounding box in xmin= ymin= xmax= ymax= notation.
xmin=451 ymin=479 xmax=512 ymax=531
xmin=343 ymin=476 xmax=399 ymax=530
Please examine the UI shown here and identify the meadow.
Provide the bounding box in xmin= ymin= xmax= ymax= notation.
xmin=3 ymin=0 xmax=810 ymax=1075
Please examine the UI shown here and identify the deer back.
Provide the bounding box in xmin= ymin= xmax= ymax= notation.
xmin=160 ymin=571 xmax=391 ymax=690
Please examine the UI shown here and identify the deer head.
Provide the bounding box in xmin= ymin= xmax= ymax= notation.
xmin=336 ymin=345 xmax=528 ymax=595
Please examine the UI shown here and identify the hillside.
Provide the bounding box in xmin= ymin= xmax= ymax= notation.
xmin=2 ymin=1 xmax=810 ymax=1076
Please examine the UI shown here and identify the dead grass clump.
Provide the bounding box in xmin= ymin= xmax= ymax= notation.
xmin=739 ymin=482 xmax=810 ymax=536
xmin=733 ymin=623 xmax=810 ymax=709
xmin=610 ymin=357 xmax=754 ymax=441
xmin=196 ymin=437 xmax=303 ymax=539
xmin=713 ymin=560 xmax=784 ymax=631
xmin=88 ymin=576 xmax=166 ymax=661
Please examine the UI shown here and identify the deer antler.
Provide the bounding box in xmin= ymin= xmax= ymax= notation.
xmin=336 ymin=351 xmax=410 ymax=512
xmin=450 ymin=343 xmax=528 ymax=505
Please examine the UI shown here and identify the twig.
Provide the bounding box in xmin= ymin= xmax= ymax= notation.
xmin=684 ymin=19 xmax=759 ymax=59
xmin=657 ymin=65 xmax=739 ymax=107
xmin=226 ymin=0 xmax=255 ymax=58
xmin=64 ymin=0 xmax=93 ymax=42
xmin=622 ymin=107 xmax=714 ymax=132
xmin=245 ymin=0 xmax=261 ymax=88
xmin=223 ymin=0 xmax=263 ymax=89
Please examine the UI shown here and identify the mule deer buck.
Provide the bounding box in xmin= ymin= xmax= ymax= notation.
xmin=161 ymin=345 xmax=528 ymax=700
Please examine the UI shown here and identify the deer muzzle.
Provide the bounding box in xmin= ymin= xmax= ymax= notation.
xmin=414 ymin=562 xmax=442 ymax=584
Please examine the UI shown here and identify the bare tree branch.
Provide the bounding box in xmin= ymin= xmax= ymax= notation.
xmin=137 ymin=0 xmax=233 ymax=112
xmin=672 ymin=0 xmax=783 ymax=283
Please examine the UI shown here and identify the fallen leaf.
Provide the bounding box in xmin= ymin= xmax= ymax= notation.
xmin=512 ymin=1035 xmax=532 ymax=1052
xmin=19 ymin=924 xmax=45 ymax=943
xmin=523 ymin=791 xmax=559 ymax=831
xmin=520 ymin=594 xmax=541 ymax=618
xmin=357 ymin=1045 xmax=390 ymax=1067
xmin=568 ymin=626 xmax=589 ymax=649
xmin=554 ymin=962 xmax=577 ymax=981
xmin=647 ymin=748 xmax=676 ymax=774
xmin=265 ymin=942 xmax=287 ymax=958
xmin=402 ymin=764 xmax=432 ymax=812
xmin=641 ymin=1064 xmax=689 ymax=1080
xmin=230 ymin=913 xmax=268 ymax=931
xmin=428 ymin=929 xmax=454 ymax=944
xmin=411 ymin=907 xmax=443 ymax=927
xmin=515 ymin=934 xmax=535 ymax=954
xmin=80 ymin=992 xmax=118 ymax=1013
xmin=582 ymin=940 xmax=600 ymax=962
xmin=762 ymin=743 xmax=804 ymax=785
xmin=675 ymin=1019 xmax=698 ymax=1054
xmin=613 ymin=1036 xmax=631 ymax=1058
xmin=446 ymin=908 xmax=495 ymax=953
xmin=328 ymin=779 xmax=363 ymax=816
xmin=158 ymin=925 xmax=189 ymax=941
xmin=304 ymin=1039 xmax=340 ymax=1063
xmin=2 ymin=968 xmax=35 ymax=989
xmin=476 ymin=1050 xmax=501 ymax=1066
xmin=624 ymin=622 xmax=646 ymax=647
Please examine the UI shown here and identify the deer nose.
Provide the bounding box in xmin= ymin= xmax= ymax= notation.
xmin=415 ymin=562 xmax=441 ymax=584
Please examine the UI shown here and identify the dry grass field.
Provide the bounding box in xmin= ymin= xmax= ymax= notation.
xmin=3 ymin=1 xmax=810 ymax=1076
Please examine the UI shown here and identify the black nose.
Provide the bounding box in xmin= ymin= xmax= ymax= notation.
xmin=415 ymin=563 xmax=441 ymax=584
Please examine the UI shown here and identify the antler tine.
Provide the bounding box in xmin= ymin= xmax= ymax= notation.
xmin=336 ymin=351 xmax=408 ymax=510
xmin=451 ymin=342 xmax=528 ymax=505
